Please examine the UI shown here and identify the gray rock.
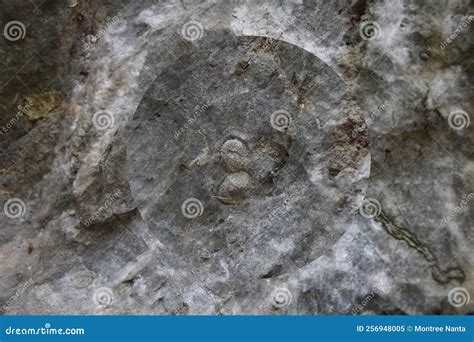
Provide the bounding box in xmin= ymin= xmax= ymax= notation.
xmin=0 ymin=0 xmax=472 ymax=315
xmin=125 ymin=29 xmax=369 ymax=300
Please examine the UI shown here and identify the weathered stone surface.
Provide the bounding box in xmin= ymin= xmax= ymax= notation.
xmin=0 ymin=0 xmax=472 ymax=315
xmin=125 ymin=30 xmax=369 ymax=295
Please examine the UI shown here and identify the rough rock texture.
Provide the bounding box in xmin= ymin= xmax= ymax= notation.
xmin=0 ymin=0 xmax=472 ymax=315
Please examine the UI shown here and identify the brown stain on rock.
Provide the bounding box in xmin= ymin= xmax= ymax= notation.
xmin=328 ymin=112 xmax=368 ymax=179
xmin=23 ymin=92 xmax=60 ymax=122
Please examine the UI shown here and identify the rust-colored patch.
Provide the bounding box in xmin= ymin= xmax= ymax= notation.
xmin=234 ymin=59 xmax=251 ymax=76
xmin=349 ymin=14 xmax=360 ymax=27
xmin=22 ymin=92 xmax=60 ymax=122
xmin=336 ymin=9 xmax=345 ymax=18
xmin=77 ymin=13 xmax=86 ymax=22
xmin=27 ymin=242 xmax=34 ymax=254
xmin=327 ymin=114 xmax=369 ymax=179
xmin=252 ymin=34 xmax=282 ymax=53
xmin=285 ymin=75 xmax=314 ymax=107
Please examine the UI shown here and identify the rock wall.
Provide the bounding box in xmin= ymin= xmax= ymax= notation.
xmin=0 ymin=0 xmax=472 ymax=315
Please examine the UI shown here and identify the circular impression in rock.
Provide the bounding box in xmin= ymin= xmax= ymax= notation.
xmin=125 ymin=29 xmax=369 ymax=282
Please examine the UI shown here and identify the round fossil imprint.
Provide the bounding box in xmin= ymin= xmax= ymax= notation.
xmin=220 ymin=138 xmax=249 ymax=172
xmin=125 ymin=29 xmax=369 ymax=281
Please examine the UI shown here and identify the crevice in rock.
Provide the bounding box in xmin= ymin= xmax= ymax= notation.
xmin=374 ymin=210 xmax=465 ymax=285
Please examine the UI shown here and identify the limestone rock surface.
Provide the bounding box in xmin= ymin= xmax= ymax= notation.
xmin=0 ymin=0 xmax=472 ymax=315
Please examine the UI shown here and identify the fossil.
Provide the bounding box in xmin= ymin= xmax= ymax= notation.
xmin=124 ymin=29 xmax=369 ymax=286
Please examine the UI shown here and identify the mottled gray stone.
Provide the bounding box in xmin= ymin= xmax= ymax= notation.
xmin=0 ymin=0 xmax=472 ymax=315
xmin=125 ymin=30 xmax=369 ymax=287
